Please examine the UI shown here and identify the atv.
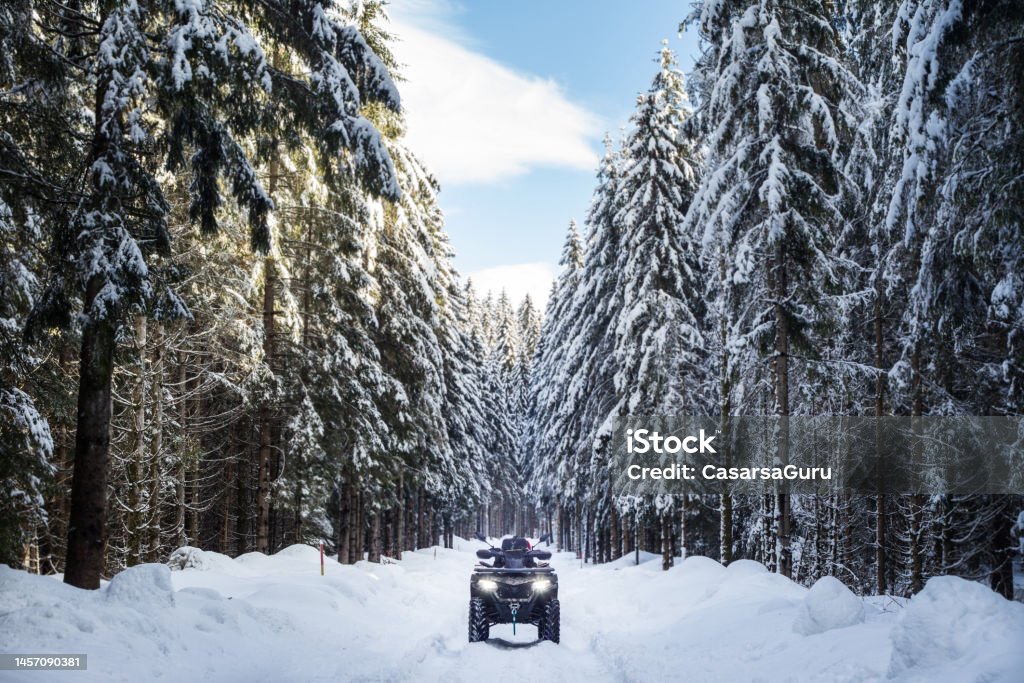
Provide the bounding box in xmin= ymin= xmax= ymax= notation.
xmin=468 ymin=532 xmax=559 ymax=644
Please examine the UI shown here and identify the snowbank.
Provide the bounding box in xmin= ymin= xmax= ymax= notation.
xmin=793 ymin=575 xmax=864 ymax=635
xmin=167 ymin=545 xmax=255 ymax=575
xmin=166 ymin=545 xmax=205 ymax=570
xmin=888 ymin=575 xmax=1024 ymax=682
xmin=105 ymin=564 xmax=175 ymax=609
xmin=1 ymin=542 xmax=1022 ymax=682
xmin=606 ymin=549 xmax=661 ymax=569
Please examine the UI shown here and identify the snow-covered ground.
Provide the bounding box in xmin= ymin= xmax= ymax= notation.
xmin=1 ymin=540 xmax=1022 ymax=682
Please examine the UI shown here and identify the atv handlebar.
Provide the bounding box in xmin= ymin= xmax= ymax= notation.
xmin=475 ymin=547 xmax=551 ymax=560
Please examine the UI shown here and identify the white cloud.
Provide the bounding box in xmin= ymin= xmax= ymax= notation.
xmin=466 ymin=262 xmax=556 ymax=310
xmin=388 ymin=1 xmax=601 ymax=185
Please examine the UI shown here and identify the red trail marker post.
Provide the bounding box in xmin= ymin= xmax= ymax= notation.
xmin=320 ymin=540 xmax=324 ymax=576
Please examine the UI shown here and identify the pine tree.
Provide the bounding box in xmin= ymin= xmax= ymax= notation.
xmin=532 ymin=134 xmax=628 ymax=554
xmin=0 ymin=197 xmax=54 ymax=567
xmin=612 ymin=43 xmax=706 ymax=419
xmin=882 ymin=0 xmax=1024 ymax=597
xmin=4 ymin=0 xmax=400 ymax=588
xmin=837 ymin=0 xmax=906 ymax=594
xmin=608 ymin=44 xmax=707 ymax=570
xmin=686 ymin=0 xmax=861 ymax=578
xmin=525 ymin=221 xmax=584 ymax=525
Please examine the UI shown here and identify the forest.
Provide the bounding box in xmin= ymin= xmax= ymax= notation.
xmin=1 ymin=0 xmax=1022 ymax=604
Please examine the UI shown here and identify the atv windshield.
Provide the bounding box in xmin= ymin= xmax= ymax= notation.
xmin=501 ymin=537 xmax=530 ymax=551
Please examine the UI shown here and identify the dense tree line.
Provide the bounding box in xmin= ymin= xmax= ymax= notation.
xmin=0 ymin=0 xmax=529 ymax=586
xmin=3 ymin=0 xmax=1021 ymax=602
xmin=526 ymin=0 xmax=1023 ymax=598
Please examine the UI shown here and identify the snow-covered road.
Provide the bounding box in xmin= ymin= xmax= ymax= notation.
xmin=1 ymin=540 xmax=1022 ymax=682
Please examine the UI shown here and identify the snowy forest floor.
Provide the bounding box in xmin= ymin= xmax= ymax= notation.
xmin=1 ymin=540 xmax=1023 ymax=683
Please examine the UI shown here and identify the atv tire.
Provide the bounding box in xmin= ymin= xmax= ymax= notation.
xmin=538 ymin=599 xmax=560 ymax=643
xmin=468 ymin=598 xmax=489 ymax=642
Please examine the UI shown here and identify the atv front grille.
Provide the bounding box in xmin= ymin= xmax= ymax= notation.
xmin=496 ymin=582 xmax=532 ymax=601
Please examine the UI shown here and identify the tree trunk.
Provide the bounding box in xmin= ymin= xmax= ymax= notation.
xmin=337 ymin=482 xmax=351 ymax=564
xmin=255 ymin=126 xmax=282 ymax=554
xmin=679 ymin=495 xmax=688 ymax=561
xmin=556 ymin=505 xmax=563 ymax=552
xmin=127 ymin=314 xmax=147 ymax=566
xmin=586 ymin=507 xmax=595 ymax=563
xmin=909 ymin=341 xmax=924 ymax=594
xmin=771 ymin=242 xmax=792 ymax=579
xmin=762 ymin=494 xmax=775 ymax=570
xmin=874 ymin=292 xmax=888 ymax=595
xmin=718 ymin=251 xmax=733 ymax=566
xmin=574 ymin=497 xmax=582 ymax=556
xmin=187 ymin=358 xmax=201 ymax=546
xmin=256 ymin=253 xmax=275 ymax=554
xmin=235 ymin=455 xmax=249 ymax=554
xmin=45 ymin=344 xmax=76 ymax=574
xmin=147 ymin=321 xmax=164 ymax=562
xmin=64 ymin=275 xmax=117 ymax=589
xmin=431 ymin=510 xmax=441 ymax=549
xmin=989 ymin=497 xmax=1014 ymax=599
xmin=622 ymin=512 xmax=632 ymax=560
xmin=395 ymin=472 xmax=405 ymax=559
xmin=64 ymin=54 xmax=123 ymax=590
xmin=418 ymin=490 xmax=429 ymax=549
xmin=367 ymin=508 xmax=381 ymax=563
xmin=221 ymin=459 xmax=234 ymax=553
xmin=634 ymin=514 xmax=640 ymax=565
xmin=351 ymin=489 xmax=363 ymax=563
xmin=175 ymin=356 xmax=188 ymax=548
xmin=720 ymin=493 xmax=733 ymax=565
xmin=404 ymin=485 xmax=415 ymax=552
xmin=661 ymin=511 xmax=673 ymax=571
xmin=609 ymin=500 xmax=620 ymax=561
xmin=292 ymin=483 xmax=302 ymax=545
xmin=443 ymin=514 xmax=453 ymax=549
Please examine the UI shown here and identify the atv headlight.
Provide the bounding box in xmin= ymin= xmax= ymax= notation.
xmin=532 ymin=579 xmax=552 ymax=593
xmin=478 ymin=579 xmax=498 ymax=592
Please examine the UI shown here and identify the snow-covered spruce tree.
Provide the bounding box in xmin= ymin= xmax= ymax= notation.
xmin=169 ymin=187 xmax=269 ymax=558
xmin=513 ymin=300 xmax=541 ymax=439
xmin=612 ymin=44 xmax=706 ymax=420
xmin=549 ymin=134 xmax=627 ymax=555
xmin=881 ymin=0 xmax=1024 ymax=598
xmin=831 ymin=0 xmax=908 ymax=594
xmin=686 ymin=0 xmax=861 ymax=578
xmin=0 ymin=198 xmax=54 ymax=568
xmin=491 ymin=291 xmax=522 ymax=379
xmin=371 ymin=136 xmax=458 ymax=555
xmin=0 ymin=2 xmax=76 ymax=567
xmin=517 ymin=296 xmax=543 ymax=365
xmin=477 ymin=291 xmax=499 ymax=352
xmin=0 ymin=1 xmax=89 ymax=571
xmin=479 ymin=291 xmax=524 ymax=535
xmin=604 ymin=44 xmax=707 ymax=569
xmin=248 ymin=0 xmax=407 ymax=554
xmin=525 ymin=221 xmax=584 ymax=543
xmin=512 ymin=295 xmax=542 ymax=527
xmin=271 ymin=171 xmax=392 ymax=556
xmin=435 ymin=279 xmax=492 ymax=536
xmin=461 ymin=282 xmax=517 ymax=537
xmin=7 ymin=0 xmax=399 ymax=588
xmin=359 ymin=0 xmax=491 ymax=548
xmin=886 ymin=0 xmax=1024 ymax=417
xmin=244 ymin=1 xmax=414 ymax=561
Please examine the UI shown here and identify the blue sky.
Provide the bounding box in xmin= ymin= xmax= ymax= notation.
xmin=388 ymin=0 xmax=701 ymax=307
